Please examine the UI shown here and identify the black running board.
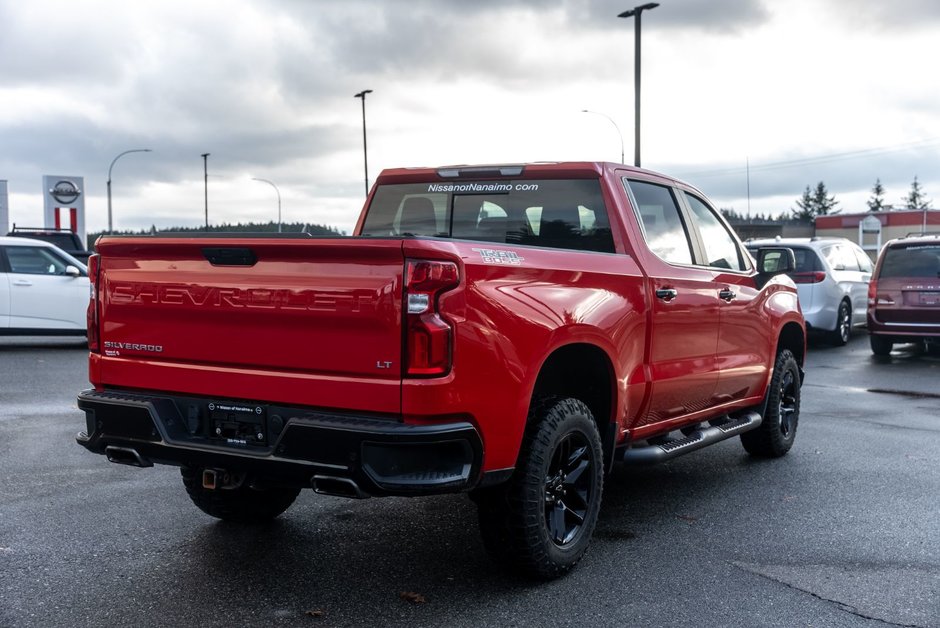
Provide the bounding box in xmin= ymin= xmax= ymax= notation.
xmin=618 ymin=412 xmax=762 ymax=466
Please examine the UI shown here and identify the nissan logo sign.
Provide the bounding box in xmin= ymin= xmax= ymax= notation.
xmin=49 ymin=180 xmax=81 ymax=205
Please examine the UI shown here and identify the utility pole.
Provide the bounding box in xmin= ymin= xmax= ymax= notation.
xmin=618 ymin=3 xmax=659 ymax=168
xmin=201 ymin=153 xmax=210 ymax=230
xmin=354 ymin=90 xmax=373 ymax=196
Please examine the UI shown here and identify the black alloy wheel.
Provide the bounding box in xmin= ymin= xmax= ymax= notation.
xmin=473 ymin=397 xmax=604 ymax=579
xmin=741 ymin=349 xmax=801 ymax=458
xmin=544 ymin=430 xmax=594 ymax=546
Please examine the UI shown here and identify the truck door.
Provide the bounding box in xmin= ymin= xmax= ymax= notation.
xmin=624 ymin=180 xmax=720 ymax=424
xmin=680 ymin=192 xmax=770 ymax=403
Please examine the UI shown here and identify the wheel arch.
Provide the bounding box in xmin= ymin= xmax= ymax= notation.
xmin=529 ymin=342 xmax=618 ymax=469
xmin=777 ymin=321 xmax=806 ymax=370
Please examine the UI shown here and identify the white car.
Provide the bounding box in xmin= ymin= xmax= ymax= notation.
xmin=747 ymin=237 xmax=872 ymax=345
xmin=0 ymin=236 xmax=89 ymax=335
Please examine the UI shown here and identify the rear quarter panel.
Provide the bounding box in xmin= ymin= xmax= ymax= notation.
xmin=401 ymin=239 xmax=647 ymax=471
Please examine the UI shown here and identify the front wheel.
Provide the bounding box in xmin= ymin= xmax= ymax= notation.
xmin=741 ymin=349 xmax=801 ymax=458
xmin=181 ymin=467 xmax=301 ymax=523
xmin=474 ymin=397 xmax=604 ymax=579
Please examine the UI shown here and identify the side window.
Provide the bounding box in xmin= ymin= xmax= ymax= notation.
xmin=825 ymin=244 xmax=859 ymax=271
xmin=852 ymin=245 xmax=873 ymax=273
xmin=683 ymin=193 xmax=747 ymax=271
xmin=6 ymin=246 xmax=69 ymax=275
xmin=626 ymin=180 xmax=693 ymax=265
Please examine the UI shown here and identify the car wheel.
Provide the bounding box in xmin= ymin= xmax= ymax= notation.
xmin=474 ymin=397 xmax=604 ymax=579
xmin=741 ymin=349 xmax=800 ymax=458
xmin=870 ymin=334 xmax=893 ymax=357
xmin=828 ymin=300 xmax=851 ymax=346
xmin=180 ymin=467 xmax=300 ymax=523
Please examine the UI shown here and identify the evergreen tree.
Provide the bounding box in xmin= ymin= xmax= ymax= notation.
xmin=867 ymin=179 xmax=886 ymax=212
xmin=791 ymin=185 xmax=815 ymax=221
xmin=810 ymin=181 xmax=839 ymax=216
xmin=792 ymin=181 xmax=838 ymax=221
xmin=902 ymin=176 xmax=931 ymax=210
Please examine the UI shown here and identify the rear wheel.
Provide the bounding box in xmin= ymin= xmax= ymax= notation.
xmin=828 ymin=300 xmax=851 ymax=346
xmin=741 ymin=349 xmax=801 ymax=458
xmin=474 ymin=397 xmax=604 ymax=579
xmin=181 ymin=467 xmax=300 ymax=523
xmin=870 ymin=334 xmax=893 ymax=356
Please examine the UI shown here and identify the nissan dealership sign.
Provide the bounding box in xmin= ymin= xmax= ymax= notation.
xmin=49 ymin=179 xmax=82 ymax=205
xmin=42 ymin=175 xmax=86 ymax=245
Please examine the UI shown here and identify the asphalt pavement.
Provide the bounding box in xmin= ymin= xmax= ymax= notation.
xmin=0 ymin=333 xmax=937 ymax=627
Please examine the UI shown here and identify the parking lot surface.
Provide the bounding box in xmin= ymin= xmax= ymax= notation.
xmin=1 ymin=334 xmax=938 ymax=627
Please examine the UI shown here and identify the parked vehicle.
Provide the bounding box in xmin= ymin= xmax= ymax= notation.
xmin=867 ymin=233 xmax=940 ymax=356
xmin=746 ymin=237 xmax=871 ymax=345
xmin=6 ymin=225 xmax=91 ymax=263
xmin=0 ymin=236 xmax=89 ymax=335
xmin=76 ymin=162 xmax=806 ymax=578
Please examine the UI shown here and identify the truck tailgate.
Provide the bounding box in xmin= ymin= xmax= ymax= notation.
xmin=94 ymin=237 xmax=404 ymax=410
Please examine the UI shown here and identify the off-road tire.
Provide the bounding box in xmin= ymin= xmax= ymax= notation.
xmin=181 ymin=467 xmax=300 ymax=523
xmin=474 ymin=397 xmax=604 ymax=579
xmin=829 ymin=300 xmax=851 ymax=346
xmin=870 ymin=334 xmax=893 ymax=356
xmin=741 ymin=349 xmax=801 ymax=458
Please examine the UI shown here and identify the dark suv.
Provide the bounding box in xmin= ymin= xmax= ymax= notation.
xmin=867 ymin=234 xmax=940 ymax=355
xmin=6 ymin=226 xmax=90 ymax=263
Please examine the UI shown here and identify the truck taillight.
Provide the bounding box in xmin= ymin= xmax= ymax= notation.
xmin=86 ymin=254 xmax=100 ymax=352
xmin=404 ymin=259 xmax=459 ymax=377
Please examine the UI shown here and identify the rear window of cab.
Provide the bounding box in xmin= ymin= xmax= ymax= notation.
xmin=360 ymin=179 xmax=616 ymax=253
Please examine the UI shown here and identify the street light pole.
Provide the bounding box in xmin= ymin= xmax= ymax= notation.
xmin=201 ymin=153 xmax=210 ymax=231
xmin=107 ymin=148 xmax=152 ymax=234
xmin=354 ymin=89 xmax=373 ymax=196
xmin=618 ymin=2 xmax=659 ymax=168
xmin=581 ymin=110 xmax=625 ymax=164
xmin=252 ymin=177 xmax=282 ymax=232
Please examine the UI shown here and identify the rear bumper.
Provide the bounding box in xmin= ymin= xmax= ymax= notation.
xmin=867 ymin=314 xmax=940 ymax=339
xmin=76 ymin=389 xmax=484 ymax=497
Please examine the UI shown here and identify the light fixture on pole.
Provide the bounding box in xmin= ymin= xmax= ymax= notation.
xmin=252 ymin=177 xmax=282 ymax=233
xmin=581 ymin=110 xmax=625 ymax=164
xmin=354 ymin=89 xmax=373 ymax=196
xmin=107 ymin=148 xmax=152 ymax=234
xmin=201 ymin=153 xmax=210 ymax=230
xmin=618 ymin=2 xmax=659 ymax=168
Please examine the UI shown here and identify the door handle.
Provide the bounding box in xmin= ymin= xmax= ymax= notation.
xmin=655 ymin=288 xmax=678 ymax=301
xmin=718 ymin=288 xmax=736 ymax=302
xmin=13 ymin=279 xmax=33 ymax=287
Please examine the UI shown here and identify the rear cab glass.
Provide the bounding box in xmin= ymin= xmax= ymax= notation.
xmin=360 ymin=179 xmax=616 ymax=253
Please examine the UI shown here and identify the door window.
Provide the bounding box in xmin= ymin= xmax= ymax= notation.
xmin=6 ymin=247 xmax=69 ymax=275
xmin=683 ymin=193 xmax=747 ymax=271
xmin=626 ymin=180 xmax=693 ymax=265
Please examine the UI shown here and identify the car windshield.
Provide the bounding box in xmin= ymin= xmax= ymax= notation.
xmin=360 ymin=179 xmax=615 ymax=253
xmin=879 ymin=245 xmax=940 ymax=279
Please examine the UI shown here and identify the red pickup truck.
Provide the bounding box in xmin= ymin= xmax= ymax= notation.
xmin=77 ymin=162 xmax=805 ymax=578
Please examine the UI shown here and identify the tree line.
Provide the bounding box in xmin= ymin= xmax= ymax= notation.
xmin=723 ymin=176 xmax=933 ymax=224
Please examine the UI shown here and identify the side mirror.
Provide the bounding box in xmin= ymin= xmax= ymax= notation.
xmin=64 ymin=265 xmax=81 ymax=277
xmin=755 ymin=247 xmax=796 ymax=288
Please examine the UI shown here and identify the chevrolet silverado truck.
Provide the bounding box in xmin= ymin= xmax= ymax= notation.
xmin=76 ymin=162 xmax=805 ymax=579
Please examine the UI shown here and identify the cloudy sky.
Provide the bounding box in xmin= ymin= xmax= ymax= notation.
xmin=1 ymin=0 xmax=938 ymax=235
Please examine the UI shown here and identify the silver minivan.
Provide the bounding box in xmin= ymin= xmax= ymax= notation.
xmin=747 ymin=237 xmax=871 ymax=345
